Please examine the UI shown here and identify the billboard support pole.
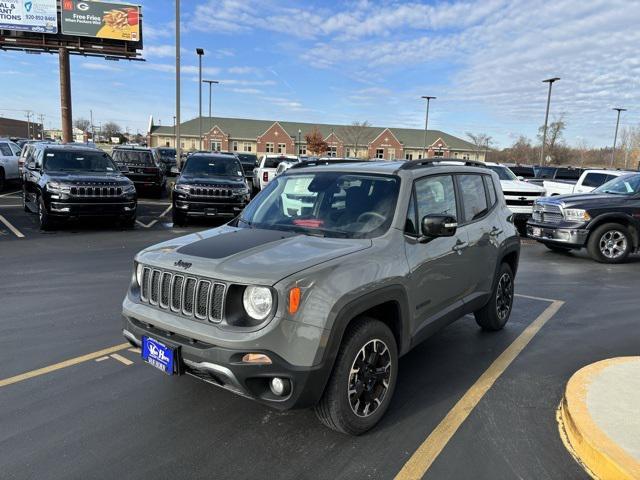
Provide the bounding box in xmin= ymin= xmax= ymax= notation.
xmin=59 ymin=47 xmax=73 ymax=144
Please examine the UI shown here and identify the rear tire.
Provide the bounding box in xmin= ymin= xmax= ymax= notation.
xmin=315 ymin=317 xmax=398 ymax=435
xmin=587 ymin=223 xmax=631 ymax=264
xmin=475 ymin=263 xmax=514 ymax=331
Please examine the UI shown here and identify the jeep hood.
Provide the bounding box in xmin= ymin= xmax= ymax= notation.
xmin=136 ymin=226 xmax=372 ymax=285
xmin=539 ymin=192 xmax=627 ymax=208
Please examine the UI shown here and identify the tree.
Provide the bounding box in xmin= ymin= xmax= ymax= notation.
xmin=305 ymin=127 xmax=328 ymax=155
xmin=466 ymin=132 xmax=493 ymax=160
xmin=102 ymin=121 xmax=121 ymax=140
xmin=338 ymin=120 xmax=371 ymax=158
xmin=537 ymin=115 xmax=566 ymax=163
xmin=74 ymin=118 xmax=91 ymax=132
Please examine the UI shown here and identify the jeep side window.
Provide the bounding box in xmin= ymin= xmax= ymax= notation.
xmin=458 ymin=174 xmax=489 ymax=223
xmin=483 ymin=175 xmax=497 ymax=207
xmin=405 ymin=192 xmax=417 ymax=235
xmin=414 ymin=175 xmax=457 ymax=222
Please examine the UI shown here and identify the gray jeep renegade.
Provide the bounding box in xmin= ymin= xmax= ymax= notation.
xmin=122 ymin=159 xmax=520 ymax=435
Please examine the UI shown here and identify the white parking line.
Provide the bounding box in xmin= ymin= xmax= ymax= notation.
xmin=158 ymin=204 xmax=172 ymax=218
xmin=135 ymin=205 xmax=172 ymax=228
xmin=137 ymin=200 xmax=171 ymax=206
xmin=0 ymin=204 xmax=22 ymax=208
xmin=0 ymin=214 xmax=25 ymax=238
xmin=0 ymin=190 xmax=20 ymax=198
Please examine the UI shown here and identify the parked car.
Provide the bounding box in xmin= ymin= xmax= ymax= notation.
xmin=0 ymin=138 xmax=22 ymax=191
xmin=112 ymin=146 xmax=166 ymax=197
xmin=122 ymin=159 xmax=520 ymax=435
xmin=483 ymin=162 xmax=546 ymax=234
xmin=171 ymin=152 xmax=250 ymax=226
xmin=505 ymin=164 xmax=536 ymax=179
xmin=152 ymin=147 xmax=177 ymax=176
xmin=253 ymin=154 xmax=299 ymax=191
xmin=528 ymin=166 xmax=582 ymax=186
xmin=543 ymin=169 xmax=635 ymax=196
xmin=22 ymin=144 xmax=137 ymax=230
xmin=527 ymin=173 xmax=640 ymax=263
xmin=234 ymin=152 xmax=258 ymax=187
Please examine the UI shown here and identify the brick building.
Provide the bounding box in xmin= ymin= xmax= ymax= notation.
xmin=0 ymin=117 xmax=42 ymax=139
xmin=148 ymin=116 xmax=483 ymax=161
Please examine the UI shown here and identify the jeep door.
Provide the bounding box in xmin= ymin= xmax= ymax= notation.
xmin=404 ymin=174 xmax=472 ymax=337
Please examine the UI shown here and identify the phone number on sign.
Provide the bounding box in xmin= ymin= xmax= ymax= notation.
xmin=25 ymin=14 xmax=56 ymax=21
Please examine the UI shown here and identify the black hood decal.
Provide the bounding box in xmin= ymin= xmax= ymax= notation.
xmin=177 ymin=228 xmax=297 ymax=259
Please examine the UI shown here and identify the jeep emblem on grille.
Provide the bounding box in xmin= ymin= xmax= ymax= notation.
xmin=174 ymin=260 xmax=192 ymax=270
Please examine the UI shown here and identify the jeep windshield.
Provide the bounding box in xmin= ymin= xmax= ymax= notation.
xmin=183 ymin=156 xmax=244 ymax=177
xmin=593 ymin=174 xmax=640 ymax=195
xmin=237 ymin=172 xmax=400 ymax=239
xmin=43 ymin=150 xmax=119 ymax=172
xmin=112 ymin=150 xmax=154 ymax=166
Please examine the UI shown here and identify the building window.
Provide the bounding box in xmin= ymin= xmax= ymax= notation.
xmin=417 ymin=153 xmax=423 ymax=159
xmin=433 ymin=151 xmax=444 ymax=157
xmin=266 ymin=142 xmax=274 ymax=153
xmin=405 ymin=153 xmax=413 ymax=160
xmin=298 ymin=145 xmax=306 ymax=155
xmin=232 ymin=141 xmax=238 ymax=151
xmin=388 ymin=148 xmax=396 ymax=160
xmin=190 ymin=140 xmax=196 ymax=149
xmin=327 ymin=146 xmax=337 ymax=157
xmin=277 ymin=143 xmax=286 ymax=153
xmin=375 ymin=148 xmax=384 ymax=159
xmin=211 ymin=141 xmax=221 ymax=151
xmin=243 ymin=142 xmax=252 ymax=152
xmin=462 ymin=153 xmax=470 ymax=160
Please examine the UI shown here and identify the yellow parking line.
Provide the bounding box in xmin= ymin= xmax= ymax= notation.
xmin=0 ymin=214 xmax=25 ymax=238
xmin=0 ymin=343 xmax=130 ymax=388
xmin=394 ymin=299 xmax=564 ymax=480
xmin=110 ymin=353 xmax=134 ymax=366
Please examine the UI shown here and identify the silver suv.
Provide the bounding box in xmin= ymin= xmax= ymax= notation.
xmin=122 ymin=159 xmax=520 ymax=434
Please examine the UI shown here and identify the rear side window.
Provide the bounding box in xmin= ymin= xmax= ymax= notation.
xmin=582 ymin=172 xmax=609 ymax=188
xmin=484 ymin=175 xmax=497 ymax=206
xmin=264 ymin=157 xmax=293 ymax=169
xmin=458 ymin=174 xmax=489 ymax=223
xmin=556 ymin=168 xmax=581 ymax=180
xmin=0 ymin=143 xmax=12 ymax=156
xmin=414 ymin=175 xmax=458 ymax=221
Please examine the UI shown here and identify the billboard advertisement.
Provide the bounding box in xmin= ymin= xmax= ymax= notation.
xmin=61 ymin=1 xmax=140 ymax=42
xmin=0 ymin=0 xmax=58 ymax=34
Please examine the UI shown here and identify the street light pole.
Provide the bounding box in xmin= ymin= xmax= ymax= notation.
xmin=539 ymin=77 xmax=560 ymax=164
xmin=196 ymin=48 xmax=205 ymax=150
xmin=421 ymin=96 xmax=436 ymax=159
xmin=610 ymin=107 xmax=627 ymax=168
xmin=297 ymin=129 xmax=301 ymax=156
xmin=202 ymin=79 xmax=219 ymax=136
xmin=175 ymin=0 xmax=181 ymax=164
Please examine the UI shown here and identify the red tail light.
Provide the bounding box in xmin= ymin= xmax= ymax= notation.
xmin=263 ymin=171 xmax=269 ymax=182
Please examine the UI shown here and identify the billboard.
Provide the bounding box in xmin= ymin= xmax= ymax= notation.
xmin=61 ymin=0 xmax=140 ymax=42
xmin=0 ymin=0 xmax=58 ymax=34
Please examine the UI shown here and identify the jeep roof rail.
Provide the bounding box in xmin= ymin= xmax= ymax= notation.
xmin=398 ymin=157 xmax=487 ymax=169
xmin=289 ymin=159 xmax=366 ymax=170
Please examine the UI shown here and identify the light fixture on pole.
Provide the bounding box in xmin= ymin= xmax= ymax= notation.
xmin=421 ymin=96 xmax=436 ymax=159
xmin=610 ymin=107 xmax=627 ymax=168
xmin=202 ymin=79 xmax=219 ymax=135
xmin=196 ymin=48 xmax=205 ymax=150
xmin=297 ymin=128 xmax=301 ymax=155
xmin=539 ymin=77 xmax=560 ymax=164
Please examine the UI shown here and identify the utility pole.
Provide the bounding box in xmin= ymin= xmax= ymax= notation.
xmin=610 ymin=107 xmax=626 ymax=168
xmin=90 ymin=109 xmax=94 ymax=143
xmin=196 ymin=48 xmax=205 ymax=150
xmin=202 ymin=79 xmax=219 ymax=134
xmin=59 ymin=47 xmax=73 ymax=143
xmin=539 ymin=77 xmax=560 ymax=164
xmin=175 ymin=0 xmax=182 ymax=164
xmin=173 ymin=115 xmax=176 ymax=148
xmin=25 ymin=111 xmax=32 ymax=139
xmin=421 ymin=96 xmax=436 ymax=159
xmin=38 ymin=113 xmax=45 ymax=139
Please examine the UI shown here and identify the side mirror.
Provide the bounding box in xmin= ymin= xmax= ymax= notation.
xmin=26 ymin=162 xmax=36 ymax=171
xmin=517 ymin=176 xmax=524 ymax=181
xmin=420 ymin=214 xmax=457 ymax=241
xmin=119 ymin=165 xmax=130 ymax=174
xmin=170 ymin=166 xmax=180 ymax=175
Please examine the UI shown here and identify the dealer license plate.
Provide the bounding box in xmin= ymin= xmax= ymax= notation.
xmin=141 ymin=336 xmax=175 ymax=375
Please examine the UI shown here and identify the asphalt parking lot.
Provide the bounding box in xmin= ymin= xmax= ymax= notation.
xmin=1 ymin=194 xmax=639 ymax=479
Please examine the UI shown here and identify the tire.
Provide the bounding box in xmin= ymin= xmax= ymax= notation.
xmin=474 ymin=262 xmax=514 ymax=331
xmin=544 ymin=244 xmax=572 ymax=253
xmin=315 ymin=317 xmax=398 ymax=435
xmin=0 ymin=169 xmax=5 ymax=192
xmin=38 ymin=196 xmax=53 ymax=231
xmin=587 ymin=223 xmax=632 ymax=264
xmin=23 ymin=189 xmax=29 ymax=212
xmin=172 ymin=209 xmax=187 ymax=227
xmin=121 ymin=215 xmax=136 ymax=229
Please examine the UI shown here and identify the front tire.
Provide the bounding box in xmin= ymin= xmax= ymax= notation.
xmin=315 ymin=317 xmax=398 ymax=435
xmin=0 ymin=169 xmax=5 ymax=192
xmin=172 ymin=209 xmax=187 ymax=227
xmin=38 ymin=196 xmax=53 ymax=231
xmin=587 ymin=223 xmax=631 ymax=264
xmin=475 ymin=263 xmax=514 ymax=331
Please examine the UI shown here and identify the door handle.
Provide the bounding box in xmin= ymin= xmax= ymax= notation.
xmin=452 ymin=240 xmax=468 ymax=252
xmin=490 ymin=227 xmax=503 ymax=236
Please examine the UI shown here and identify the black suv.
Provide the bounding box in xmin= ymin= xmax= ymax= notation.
xmin=112 ymin=146 xmax=166 ymax=196
xmin=152 ymin=147 xmax=177 ymax=176
xmin=172 ymin=152 xmax=250 ymax=226
xmin=528 ymin=172 xmax=640 ymax=263
xmin=23 ymin=144 xmax=137 ymax=230
xmin=234 ymin=152 xmax=257 ymax=187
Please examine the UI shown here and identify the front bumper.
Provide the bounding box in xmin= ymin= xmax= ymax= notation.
xmin=173 ymin=198 xmax=248 ymax=217
xmin=47 ymin=200 xmax=136 ymax=218
xmin=526 ymin=220 xmax=589 ymax=246
xmin=122 ymin=315 xmax=330 ymax=410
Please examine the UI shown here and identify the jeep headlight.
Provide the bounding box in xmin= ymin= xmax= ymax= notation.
xmin=47 ymin=181 xmax=70 ymax=193
xmin=135 ymin=262 xmax=144 ymax=287
xmin=563 ymin=208 xmax=590 ymax=221
xmin=174 ymin=184 xmax=191 ymax=194
xmin=232 ymin=186 xmax=249 ymax=196
xmin=123 ymin=183 xmax=136 ymax=194
xmin=243 ymin=286 xmax=273 ymax=321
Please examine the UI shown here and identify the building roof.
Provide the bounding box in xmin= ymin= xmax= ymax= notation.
xmin=150 ymin=116 xmax=477 ymax=151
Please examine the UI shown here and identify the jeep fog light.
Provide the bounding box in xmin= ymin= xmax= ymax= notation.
xmin=270 ymin=377 xmax=290 ymax=396
xmin=242 ymin=353 xmax=272 ymax=364
xmin=243 ymin=286 xmax=273 ymax=321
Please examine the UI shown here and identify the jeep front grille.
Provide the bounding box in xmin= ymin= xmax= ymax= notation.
xmin=190 ymin=187 xmax=233 ymax=198
xmin=140 ymin=266 xmax=225 ymax=322
xmin=70 ymin=185 xmax=123 ymax=197
xmin=532 ymin=203 xmax=563 ymax=224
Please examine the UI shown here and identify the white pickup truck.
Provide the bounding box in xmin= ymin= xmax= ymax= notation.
xmin=543 ymin=169 xmax=635 ymax=196
xmin=252 ymin=154 xmax=299 ymax=191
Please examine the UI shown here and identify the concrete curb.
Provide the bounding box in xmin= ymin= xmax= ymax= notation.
xmin=558 ymin=357 xmax=640 ymax=480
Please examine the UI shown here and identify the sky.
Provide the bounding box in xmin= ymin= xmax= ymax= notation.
xmin=1 ymin=0 xmax=639 ymax=148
